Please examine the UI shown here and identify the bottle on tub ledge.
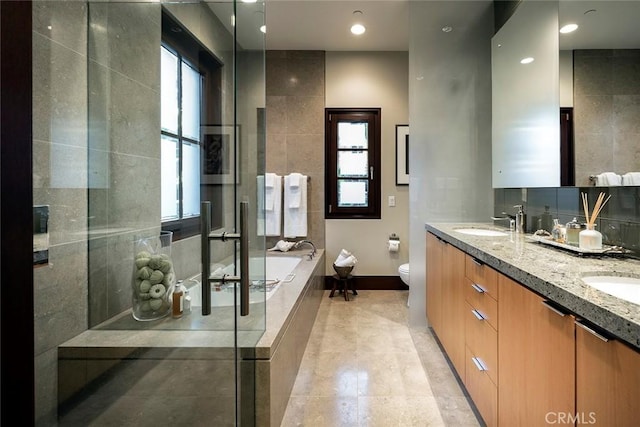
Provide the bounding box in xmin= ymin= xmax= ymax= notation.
xmin=172 ymin=280 xmax=186 ymax=319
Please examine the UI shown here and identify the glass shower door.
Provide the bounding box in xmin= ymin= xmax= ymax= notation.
xmin=39 ymin=1 xmax=266 ymax=425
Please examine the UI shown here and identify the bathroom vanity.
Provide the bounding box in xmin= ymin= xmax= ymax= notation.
xmin=425 ymin=223 xmax=640 ymax=427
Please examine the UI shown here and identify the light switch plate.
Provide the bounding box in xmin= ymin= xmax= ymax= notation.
xmin=388 ymin=196 xmax=396 ymax=207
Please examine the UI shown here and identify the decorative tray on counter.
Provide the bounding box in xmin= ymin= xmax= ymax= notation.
xmin=526 ymin=235 xmax=631 ymax=256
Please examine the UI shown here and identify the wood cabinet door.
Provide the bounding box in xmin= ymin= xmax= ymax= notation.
xmin=498 ymin=275 xmax=575 ymax=426
xmin=440 ymin=243 xmax=466 ymax=376
xmin=426 ymin=233 xmax=444 ymax=335
xmin=576 ymin=324 xmax=640 ymax=426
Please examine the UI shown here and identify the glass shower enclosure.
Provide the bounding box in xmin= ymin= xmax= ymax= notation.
xmin=32 ymin=1 xmax=266 ymax=425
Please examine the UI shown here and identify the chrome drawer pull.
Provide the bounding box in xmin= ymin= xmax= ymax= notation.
xmin=471 ymin=283 xmax=486 ymax=294
xmin=471 ymin=309 xmax=485 ymax=321
xmin=541 ymin=300 xmax=567 ymax=317
xmin=472 ymin=357 xmax=487 ymax=371
xmin=576 ymin=320 xmax=610 ymax=343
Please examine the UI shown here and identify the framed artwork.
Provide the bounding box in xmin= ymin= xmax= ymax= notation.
xmin=396 ymin=124 xmax=409 ymax=185
xmin=201 ymin=125 xmax=237 ymax=184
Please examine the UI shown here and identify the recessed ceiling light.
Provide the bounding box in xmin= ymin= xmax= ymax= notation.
xmin=442 ymin=26 xmax=453 ymax=33
xmin=260 ymin=25 xmax=266 ymax=34
xmin=242 ymin=0 xmax=257 ymax=3
xmin=559 ymin=23 xmax=578 ymax=34
xmin=351 ymin=24 xmax=366 ymax=35
xmin=351 ymin=10 xmax=365 ymax=35
xmin=520 ymin=57 xmax=535 ymax=64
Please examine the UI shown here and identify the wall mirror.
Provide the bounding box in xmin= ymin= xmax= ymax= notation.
xmin=492 ymin=0 xmax=640 ymax=188
xmin=492 ymin=0 xmax=560 ymax=188
xmin=559 ymin=1 xmax=640 ymax=186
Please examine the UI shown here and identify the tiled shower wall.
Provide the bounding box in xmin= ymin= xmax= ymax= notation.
xmin=573 ymin=49 xmax=640 ymax=186
xmin=495 ymin=186 xmax=640 ymax=254
xmin=265 ymin=50 xmax=326 ymax=249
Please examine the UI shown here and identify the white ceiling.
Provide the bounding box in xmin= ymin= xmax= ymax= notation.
xmin=559 ymin=1 xmax=640 ymax=50
xmin=265 ymin=0 xmax=409 ymax=51
xmin=218 ymin=1 xmax=640 ymax=52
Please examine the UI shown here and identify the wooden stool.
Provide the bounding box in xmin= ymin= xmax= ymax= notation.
xmin=329 ymin=274 xmax=357 ymax=301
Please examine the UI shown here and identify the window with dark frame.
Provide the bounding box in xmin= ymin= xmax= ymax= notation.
xmin=160 ymin=10 xmax=224 ymax=240
xmin=325 ymin=108 xmax=381 ymax=219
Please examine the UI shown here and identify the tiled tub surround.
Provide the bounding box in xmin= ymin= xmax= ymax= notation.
xmin=495 ymin=186 xmax=640 ymax=255
xmin=58 ymin=250 xmax=325 ymax=426
xmin=425 ymin=223 xmax=640 ymax=350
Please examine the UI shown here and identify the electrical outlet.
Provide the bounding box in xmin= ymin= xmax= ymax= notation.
xmin=388 ymin=196 xmax=396 ymax=207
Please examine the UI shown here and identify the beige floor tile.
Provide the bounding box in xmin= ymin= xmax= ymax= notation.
xmin=358 ymin=396 xmax=446 ymax=427
xmin=291 ymin=351 xmax=359 ymax=397
xmin=281 ymin=290 xmax=479 ymax=427
xmin=280 ymin=396 xmax=359 ymax=427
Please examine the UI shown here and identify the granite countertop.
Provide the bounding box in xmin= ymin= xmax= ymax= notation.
xmin=425 ymin=223 xmax=640 ymax=350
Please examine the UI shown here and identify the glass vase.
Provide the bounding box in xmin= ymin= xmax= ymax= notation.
xmin=131 ymin=231 xmax=175 ymax=321
xmin=579 ymin=224 xmax=602 ymax=250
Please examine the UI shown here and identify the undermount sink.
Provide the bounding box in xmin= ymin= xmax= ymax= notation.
xmin=454 ymin=228 xmax=508 ymax=237
xmin=582 ymin=275 xmax=640 ymax=306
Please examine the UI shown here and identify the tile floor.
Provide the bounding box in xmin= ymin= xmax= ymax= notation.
xmin=280 ymin=290 xmax=481 ymax=427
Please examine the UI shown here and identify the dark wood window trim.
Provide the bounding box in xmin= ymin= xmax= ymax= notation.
xmin=325 ymin=108 xmax=381 ymax=219
xmin=161 ymin=9 xmax=223 ymax=241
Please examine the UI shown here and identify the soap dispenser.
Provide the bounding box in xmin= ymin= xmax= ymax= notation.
xmin=514 ymin=205 xmax=526 ymax=233
xmin=540 ymin=206 xmax=553 ymax=232
xmin=565 ymin=217 xmax=581 ymax=246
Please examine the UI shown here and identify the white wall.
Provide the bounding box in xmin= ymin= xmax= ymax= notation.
xmin=559 ymin=50 xmax=574 ymax=107
xmin=408 ymin=1 xmax=494 ymax=326
xmin=325 ymin=51 xmax=410 ymax=276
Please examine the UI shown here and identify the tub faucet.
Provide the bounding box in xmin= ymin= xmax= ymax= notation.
xmin=294 ymin=240 xmax=316 ymax=259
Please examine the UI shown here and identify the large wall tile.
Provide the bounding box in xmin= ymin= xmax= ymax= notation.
xmin=34 ymin=241 xmax=88 ymax=355
xmin=33 ymin=33 xmax=88 ymax=148
xmin=106 ymin=152 xmax=161 ymax=229
xmin=88 ymin=2 xmax=161 ymax=90
xmin=286 ymin=96 xmax=324 ymax=135
xmin=34 ymin=0 xmax=87 ymax=54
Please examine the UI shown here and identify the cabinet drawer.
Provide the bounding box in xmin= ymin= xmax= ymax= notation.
xmin=465 ymin=346 xmax=498 ymax=427
xmin=465 ymin=255 xmax=498 ymax=301
xmin=465 ymin=302 xmax=498 ymax=386
xmin=465 ymin=278 xmax=498 ymax=330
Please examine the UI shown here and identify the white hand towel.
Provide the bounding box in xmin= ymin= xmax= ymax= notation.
xmin=258 ymin=174 xmax=282 ymax=236
xmin=335 ymin=255 xmax=358 ymax=267
xmin=622 ymin=172 xmax=640 ymax=186
xmin=287 ymin=173 xmax=304 ymax=208
xmin=264 ymin=173 xmax=278 ymax=211
xmin=595 ymin=172 xmax=622 ymax=186
xmin=284 ymin=174 xmax=307 ymax=238
xmin=334 ymin=249 xmax=352 ymax=265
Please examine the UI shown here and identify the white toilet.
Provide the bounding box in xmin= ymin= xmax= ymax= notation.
xmin=398 ymin=263 xmax=410 ymax=287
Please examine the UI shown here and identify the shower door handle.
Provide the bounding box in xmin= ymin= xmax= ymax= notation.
xmin=239 ymin=201 xmax=250 ymax=317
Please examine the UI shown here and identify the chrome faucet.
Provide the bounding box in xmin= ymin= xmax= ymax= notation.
xmin=293 ymin=240 xmax=316 ymax=259
xmin=491 ymin=212 xmax=516 ymax=231
xmin=513 ymin=205 xmax=526 ymax=234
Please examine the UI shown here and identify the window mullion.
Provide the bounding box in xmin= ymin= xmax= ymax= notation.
xmin=177 ymin=54 xmax=184 ymax=221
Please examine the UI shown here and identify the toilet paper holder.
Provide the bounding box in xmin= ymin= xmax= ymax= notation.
xmin=389 ymin=233 xmax=399 ymax=241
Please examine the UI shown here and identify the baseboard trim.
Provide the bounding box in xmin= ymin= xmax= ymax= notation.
xmin=324 ymin=275 xmax=409 ymax=291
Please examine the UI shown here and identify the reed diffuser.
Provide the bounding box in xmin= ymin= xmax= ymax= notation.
xmin=579 ymin=192 xmax=610 ymax=250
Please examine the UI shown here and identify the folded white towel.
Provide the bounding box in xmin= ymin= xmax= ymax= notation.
xmin=595 ymin=172 xmax=622 ymax=186
xmin=264 ymin=173 xmax=279 ymax=211
xmin=622 ymin=172 xmax=640 ymax=186
xmin=335 ymin=255 xmax=358 ymax=267
xmin=284 ymin=174 xmax=307 ymax=237
xmin=334 ymin=249 xmax=352 ymax=265
xmin=258 ymin=174 xmax=282 ymax=236
xmin=286 ymin=173 xmax=304 ymax=208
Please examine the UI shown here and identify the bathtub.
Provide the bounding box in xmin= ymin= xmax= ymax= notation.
xmin=187 ymin=255 xmax=301 ymax=307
